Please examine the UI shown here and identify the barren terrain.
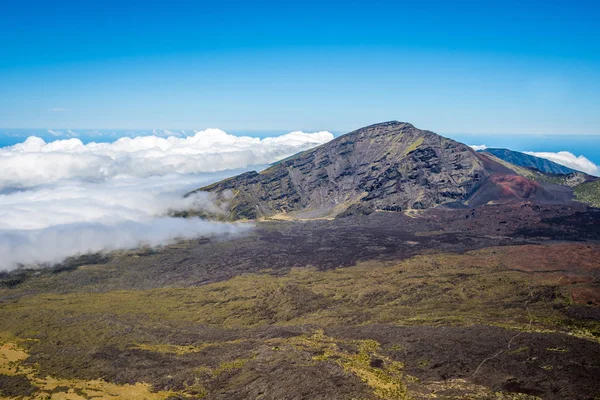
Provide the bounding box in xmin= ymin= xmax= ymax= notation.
xmin=1 ymin=203 xmax=599 ymax=399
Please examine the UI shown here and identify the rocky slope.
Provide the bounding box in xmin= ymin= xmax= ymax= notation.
xmin=190 ymin=121 xmax=576 ymax=220
xmin=481 ymin=148 xmax=579 ymax=175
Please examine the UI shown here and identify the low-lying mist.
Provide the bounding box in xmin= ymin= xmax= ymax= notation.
xmin=0 ymin=128 xmax=333 ymax=271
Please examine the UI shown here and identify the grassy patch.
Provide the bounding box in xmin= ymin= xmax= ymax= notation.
xmin=0 ymin=340 xmax=176 ymax=399
xmin=135 ymin=339 xmax=248 ymax=355
xmin=574 ymin=180 xmax=600 ymax=207
xmin=287 ymin=330 xmax=409 ymax=399
xmin=403 ymin=137 xmax=424 ymax=156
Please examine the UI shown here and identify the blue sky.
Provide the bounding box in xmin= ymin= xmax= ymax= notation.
xmin=1 ymin=0 xmax=599 ymax=135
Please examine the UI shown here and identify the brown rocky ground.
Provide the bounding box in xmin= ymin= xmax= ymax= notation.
xmin=0 ymin=203 xmax=599 ymax=399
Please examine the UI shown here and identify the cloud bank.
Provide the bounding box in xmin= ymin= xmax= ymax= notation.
xmin=0 ymin=217 xmax=252 ymax=271
xmin=0 ymin=129 xmax=334 ymax=271
xmin=524 ymin=151 xmax=600 ymax=176
xmin=1 ymin=129 xmax=333 ymax=188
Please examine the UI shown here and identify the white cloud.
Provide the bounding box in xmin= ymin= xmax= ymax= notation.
xmin=0 ymin=218 xmax=252 ymax=271
xmin=524 ymin=151 xmax=600 ymax=176
xmin=0 ymin=171 xmax=253 ymax=272
xmin=0 ymin=173 xmax=235 ymax=231
xmin=1 ymin=128 xmax=334 ymax=188
xmin=47 ymin=129 xmax=64 ymax=136
xmin=0 ymin=128 xmax=334 ymax=271
xmin=469 ymin=144 xmax=487 ymax=151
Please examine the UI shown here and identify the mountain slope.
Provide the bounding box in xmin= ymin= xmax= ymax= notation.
xmin=574 ymin=180 xmax=600 ymax=207
xmin=479 ymin=151 xmax=595 ymax=188
xmin=191 ymin=121 xmax=575 ymax=220
xmin=481 ymin=148 xmax=579 ymax=175
xmin=192 ymin=122 xmax=489 ymax=219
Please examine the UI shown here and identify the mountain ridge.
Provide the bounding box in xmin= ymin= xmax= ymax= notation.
xmin=190 ymin=121 xmax=579 ymax=220
xmin=480 ymin=147 xmax=579 ymax=175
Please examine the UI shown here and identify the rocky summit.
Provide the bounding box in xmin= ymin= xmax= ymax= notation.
xmin=192 ymin=121 xmax=575 ymax=220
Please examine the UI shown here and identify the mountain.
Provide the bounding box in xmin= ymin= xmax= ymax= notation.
xmin=190 ymin=121 xmax=577 ymax=220
xmin=480 ymin=148 xmax=578 ymax=175
xmin=478 ymin=151 xmax=595 ymax=187
xmin=4 ymin=122 xmax=600 ymax=400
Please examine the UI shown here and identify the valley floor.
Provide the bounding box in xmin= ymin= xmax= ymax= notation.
xmin=1 ymin=203 xmax=599 ymax=399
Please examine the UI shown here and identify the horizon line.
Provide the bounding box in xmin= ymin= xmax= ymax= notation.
xmin=1 ymin=127 xmax=600 ymax=137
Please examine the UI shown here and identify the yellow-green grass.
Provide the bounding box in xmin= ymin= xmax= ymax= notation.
xmin=1 ymin=247 xmax=597 ymax=349
xmin=575 ymin=180 xmax=600 ymax=207
xmin=1 ymin=245 xmax=598 ymax=399
xmin=0 ymin=340 xmax=176 ymax=399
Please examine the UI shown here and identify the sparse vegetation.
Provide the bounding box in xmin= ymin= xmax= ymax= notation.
xmin=0 ymin=243 xmax=599 ymax=398
xmin=1 ymin=205 xmax=599 ymax=399
xmin=0 ymin=341 xmax=176 ymax=399
xmin=575 ymin=180 xmax=600 ymax=207
xmin=2 ymin=247 xmax=593 ymax=334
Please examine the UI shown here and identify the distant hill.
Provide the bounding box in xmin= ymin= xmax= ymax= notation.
xmin=478 ymin=149 xmax=599 ymax=209
xmin=480 ymin=148 xmax=578 ymax=175
xmin=189 ymin=121 xmax=578 ymax=220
